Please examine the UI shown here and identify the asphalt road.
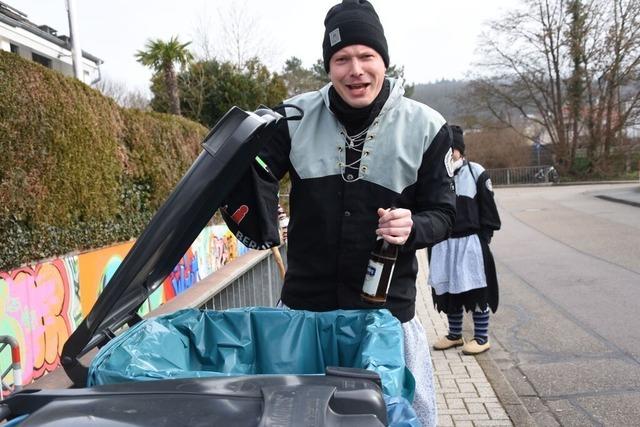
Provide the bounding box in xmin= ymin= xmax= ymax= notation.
xmin=488 ymin=183 xmax=640 ymax=426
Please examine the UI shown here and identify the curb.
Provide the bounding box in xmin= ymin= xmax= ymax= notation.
xmin=594 ymin=194 xmax=640 ymax=208
xmin=475 ymin=350 xmax=537 ymax=427
xmin=417 ymin=250 xmax=522 ymax=425
xmin=495 ymin=180 xmax=639 ymax=189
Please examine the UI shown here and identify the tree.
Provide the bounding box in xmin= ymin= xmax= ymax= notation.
xmin=465 ymin=127 xmax=533 ymax=169
xmin=136 ymin=36 xmax=193 ymax=115
xmin=386 ymin=64 xmax=414 ymax=98
xmin=413 ymin=80 xmax=472 ymax=125
xmin=93 ymin=77 xmax=150 ymax=110
xmin=580 ymin=0 xmax=640 ymax=173
xmin=311 ymin=59 xmax=330 ymax=86
xmin=150 ymin=57 xmax=287 ymax=128
xmin=281 ymin=57 xmax=326 ymax=96
xmin=468 ymin=0 xmax=640 ymax=175
xmin=191 ymin=0 xmax=279 ymax=70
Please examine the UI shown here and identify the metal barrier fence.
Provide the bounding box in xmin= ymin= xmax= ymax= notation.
xmin=199 ymin=246 xmax=286 ymax=310
xmin=279 ymin=166 xmax=559 ymax=192
xmin=486 ymin=165 xmax=557 ymax=186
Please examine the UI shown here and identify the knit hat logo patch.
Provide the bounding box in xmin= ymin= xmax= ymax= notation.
xmin=329 ymin=28 xmax=341 ymax=47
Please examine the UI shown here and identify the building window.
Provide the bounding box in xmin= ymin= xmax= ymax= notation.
xmin=32 ymin=52 xmax=52 ymax=68
xmin=10 ymin=43 xmax=19 ymax=54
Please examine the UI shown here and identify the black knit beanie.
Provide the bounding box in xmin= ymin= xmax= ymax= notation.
xmin=322 ymin=0 xmax=389 ymax=72
xmin=451 ymin=125 xmax=465 ymax=155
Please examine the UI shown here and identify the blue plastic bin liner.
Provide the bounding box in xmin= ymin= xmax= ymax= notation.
xmin=88 ymin=307 xmax=415 ymax=402
xmin=385 ymin=396 xmax=421 ymax=427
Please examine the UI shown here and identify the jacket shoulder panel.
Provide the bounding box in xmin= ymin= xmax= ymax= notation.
xmin=455 ymin=165 xmax=478 ymax=198
xmin=287 ymin=90 xmax=343 ymax=180
xmin=468 ymin=162 xmax=486 ymax=178
xmin=360 ymin=98 xmax=447 ymax=194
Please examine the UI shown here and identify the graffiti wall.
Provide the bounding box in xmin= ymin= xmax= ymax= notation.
xmin=0 ymin=224 xmax=246 ymax=386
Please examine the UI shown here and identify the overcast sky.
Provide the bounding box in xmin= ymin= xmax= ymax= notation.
xmin=12 ymin=0 xmax=520 ymax=94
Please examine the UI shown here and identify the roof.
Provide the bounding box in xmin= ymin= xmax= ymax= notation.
xmin=0 ymin=1 xmax=103 ymax=64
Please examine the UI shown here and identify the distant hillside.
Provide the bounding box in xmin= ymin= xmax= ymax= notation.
xmin=410 ymin=79 xmax=469 ymax=123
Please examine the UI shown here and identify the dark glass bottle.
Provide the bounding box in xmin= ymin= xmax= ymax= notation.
xmin=361 ymin=236 xmax=399 ymax=304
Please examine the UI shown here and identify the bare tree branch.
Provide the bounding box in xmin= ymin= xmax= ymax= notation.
xmin=467 ymin=0 xmax=640 ymax=175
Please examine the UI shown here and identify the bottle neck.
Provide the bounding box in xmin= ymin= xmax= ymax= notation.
xmin=375 ymin=237 xmax=398 ymax=258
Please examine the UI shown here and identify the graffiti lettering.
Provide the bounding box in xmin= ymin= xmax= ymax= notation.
xmin=0 ymin=224 xmax=241 ymax=385
xmin=0 ymin=260 xmax=73 ymax=384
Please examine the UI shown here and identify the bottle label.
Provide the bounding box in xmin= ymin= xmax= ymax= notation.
xmin=362 ymin=260 xmax=384 ymax=296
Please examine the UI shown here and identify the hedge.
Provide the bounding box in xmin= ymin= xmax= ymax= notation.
xmin=0 ymin=51 xmax=208 ymax=271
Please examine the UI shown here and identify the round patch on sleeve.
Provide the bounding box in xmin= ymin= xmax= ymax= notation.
xmin=485 ymin=178 xmax=494 ymax=192
xmin=444 ymin=148 xmax=455 ymax=177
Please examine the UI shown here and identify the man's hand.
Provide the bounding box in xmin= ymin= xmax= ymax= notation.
xmin=376 ymin=208 xmax=413 ymax=245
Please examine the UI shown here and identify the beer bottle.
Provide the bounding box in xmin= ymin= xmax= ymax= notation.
xmin=361 ymin=235 xmax=399 ymax=304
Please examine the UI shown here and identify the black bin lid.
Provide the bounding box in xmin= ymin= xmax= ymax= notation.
xmin=61 ymin=106 xmax=285 ymax=386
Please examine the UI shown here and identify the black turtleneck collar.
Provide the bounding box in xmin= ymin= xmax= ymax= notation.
xmin=329 ymin=79 xmax=391 ymax=135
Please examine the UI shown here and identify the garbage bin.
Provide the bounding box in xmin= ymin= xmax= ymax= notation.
xmin=89 ymin=307 xmax=413 ymax=396
xmin=87 ymin=307 xmax=419 ymax=426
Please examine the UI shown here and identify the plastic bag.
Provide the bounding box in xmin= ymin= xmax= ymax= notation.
xmin=89 ymin=307 xmax=415 ymax=402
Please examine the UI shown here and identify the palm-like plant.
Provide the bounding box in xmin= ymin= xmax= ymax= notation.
xmin=135 ymin=36 xmax=193 ymax=115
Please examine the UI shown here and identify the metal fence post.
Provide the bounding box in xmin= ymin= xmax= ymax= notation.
xmin=0 ymin=335 xmax=22 ymax=399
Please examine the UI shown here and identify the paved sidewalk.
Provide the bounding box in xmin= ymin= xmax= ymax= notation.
xmin=415 ymin=250 xmax=513 ymax=427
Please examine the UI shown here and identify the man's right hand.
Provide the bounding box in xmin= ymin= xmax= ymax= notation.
xmin=376 ymin=208 xmax=413 ymax=245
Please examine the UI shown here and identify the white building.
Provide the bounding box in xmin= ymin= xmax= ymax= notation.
xmin=0 ymin=1 xmax=102 ymax=84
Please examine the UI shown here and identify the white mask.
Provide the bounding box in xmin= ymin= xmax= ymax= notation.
xmin=452 ymin=158 xmax=464 ymax=171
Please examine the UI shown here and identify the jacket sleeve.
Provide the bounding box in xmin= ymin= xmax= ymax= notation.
xmin=403 ymin=124 xmax=456 ymax=251
xmin=218 ymin=106 xmax=291 ymax=249
xmin=256 ymin=106 xmax=292 ymax=180
xmin=476 ymin=170 xmax=501 ymax=243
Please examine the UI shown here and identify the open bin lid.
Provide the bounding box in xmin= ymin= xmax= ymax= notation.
xmin=61 ymin=106 xmax=287 ymax=386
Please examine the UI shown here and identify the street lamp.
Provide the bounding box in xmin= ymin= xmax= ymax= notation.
xmin=65 ymin=0 xmax=83 ymax=81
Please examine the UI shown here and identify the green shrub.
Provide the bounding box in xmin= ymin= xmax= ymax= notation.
xmin=120 ymin=109 xmax=204 ymax=209
xmin=0 ymin=51 xmax=207 ymax=271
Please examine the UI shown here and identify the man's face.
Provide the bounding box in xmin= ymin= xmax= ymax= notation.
xmin=452 ymin=149 xmax=463 ymax=161
xmin=329 ymin=44 xmax=386 ymax=108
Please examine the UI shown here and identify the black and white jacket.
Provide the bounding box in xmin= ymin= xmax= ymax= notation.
xmin=260 ymin=78 xmax=456 ymax=322
xmin=451 ymin=161 xmax=501 ymax=241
